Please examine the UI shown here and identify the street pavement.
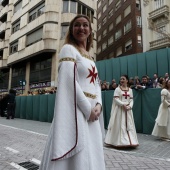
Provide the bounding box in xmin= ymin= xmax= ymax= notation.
xmin=0 ymin=117 xmax=170 ymax=170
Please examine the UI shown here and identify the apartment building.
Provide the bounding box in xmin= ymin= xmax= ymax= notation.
xmin=141 ymin=0 xmax=170 ymax=52
xmin=96 ymin=0 xmax=143 ymax=61
xmin=0 ymin=0 xmax=97 ymax=94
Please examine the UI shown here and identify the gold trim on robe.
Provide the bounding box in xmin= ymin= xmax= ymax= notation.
xmin=59 ymin=58 xmax=76 ymax=63
xmin=84 ymin=91 xmax=96 ymax=99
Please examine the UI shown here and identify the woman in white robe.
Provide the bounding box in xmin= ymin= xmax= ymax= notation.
xmin=39 ymin=15 xmax=105 ymax=170
xmin=105 ymin=75 xmax=139 ymax=148
xmin=152 ymin=79 xmax=170 ymax=140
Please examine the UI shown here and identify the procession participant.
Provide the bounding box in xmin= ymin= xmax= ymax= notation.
xmin=39 ymin=15 xmax=105 ymax=170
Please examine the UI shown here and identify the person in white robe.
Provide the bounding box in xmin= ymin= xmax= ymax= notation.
xmin=105 ymin=75 xmax=139 ymax=148
xmin=39 ymin=15 xmax=105 ymax=170
xmin=152 ymin=79 xmax=170 ymax=140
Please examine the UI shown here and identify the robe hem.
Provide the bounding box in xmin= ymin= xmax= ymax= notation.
xmin=104 ymin=142 xmax=139 ymax=148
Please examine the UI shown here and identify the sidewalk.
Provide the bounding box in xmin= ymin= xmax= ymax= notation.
xmin=0 ymin=118 xmax=170 ymax=170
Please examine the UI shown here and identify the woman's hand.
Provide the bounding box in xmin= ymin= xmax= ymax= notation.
xmin=89 ymin=104 xmax=101 ymax=122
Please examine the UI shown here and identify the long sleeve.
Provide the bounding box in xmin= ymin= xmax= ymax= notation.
xmin=113 ymin=88 xmax=128 ymax=106
xmin=129 ymin=89 xmax=134 ymax=108
xmin=161 ymin=89 xmax=170 ymax=107
xmin=59 ymin=44 xmax=91 ymax=120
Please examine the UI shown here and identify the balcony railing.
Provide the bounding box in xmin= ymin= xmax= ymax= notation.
xmin=150 ymin=37 xmax=170 ymax=50
xmin=149 ymin=5 xmax=169 ymax=21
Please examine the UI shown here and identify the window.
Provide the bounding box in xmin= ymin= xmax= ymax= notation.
xmin=10 ymin=41 xmax=18 ymax=54
xmin=155 ymin=0 xmax=164 ymax=10
xmin=12 ymin=20 xmax=20 ymax=34
xmin=115 ymin=0 xmax=121 ymax=11
xmin=124 ymin=20 xmax=132 ymax=34
xmin=116 ymin=46 xmax=122 ymax=57
xmin=98 ymin=12 xmax=101 ymax=19
xmin=76 ymin=2 xmax=94 ymax=23
xmin=97 ymin=46 xmax=101 ymax=54
xmin=61 ymin=25 xmax=69 ymax=39
xmin=136 ymin=0 xmax=140 ymax=10
xmin=103 ymin=17 xmax=107 ymax=25
xmin=109 ymin=23 xmax=113 ymax=31
xmin=108 ymin=9 xmax=113 ymax=18
xmin=103 ymin=4 xmax=107 ymax=13
xmin=116 ymin=15 xmax=121 ymax=25
xmin=124 ymin=5 xmax=131 ymax=17
xmin=157 ymin=26 xmax=166 ymax=39
xmin=98 ymin=35 xmax=101 ymax=41
xmin=136 ymin=16 xmax=142 ymax=27
xmin=102 ymin=42 xmax=107 ymax=51
xmin=63 ymin=0 xmax=77 ymax=13
xmin=137 ymin=35 xmax=142 ymax=46
xmin=108 ymin=36 xmax=114 ymax=46
xmin=109 ymin=52 xmax=114 ymax=58
xmin=97 ymin=1 xmax=101 ymax=8
xmin=115 ymin=29 xmax=122 ymax=40
xmin=26 ymin=27 xmax=43 ymax=46
xmin=98 ymin=23 xmax=101 ymax=30
xmin=125 ymin=39 xmax=132 ymax=51
xmin=14 ymin=1 xmax=22 ymax=13
xmin=109 ymin=0 xmax=113 ymax=5
xmin=29 ymin=3 xmax=45 ymax=23
xmin=102 ymin=29 xmax=107 ymax=37
xmin=70 ymin=1 xmax=77 ymax=13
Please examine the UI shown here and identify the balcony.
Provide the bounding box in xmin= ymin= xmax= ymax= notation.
xmin=1 ymin=0 xmax=9 ymax=7
xmin=0 ymin=41 xmax=4 ymax=50
xmin=0 ymin=22 xmax=6 ymax=33
xmin=149 ymin=5 xmax=169 ymax=21
xmin=150 ymin=37 xmax=170 ymax=50
xmin=0 ymin=5 xmax=8 ymax=22
xmin=0 ymin=59 xmax=7 ymax=68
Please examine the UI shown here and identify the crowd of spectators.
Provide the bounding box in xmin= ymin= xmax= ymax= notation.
xmin=27 ymin=87 xmax=57 ymax=96
xmin=101 ymin=73 xmax=168 ymax=91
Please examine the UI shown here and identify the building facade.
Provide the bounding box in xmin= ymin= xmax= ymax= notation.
xmin=96 ymin=0 xmax=143 ymax=61
xmin=141 ymin=0 xmax=170 ymax=52
xmin=0 ymin=0 xmax=97 ymax=94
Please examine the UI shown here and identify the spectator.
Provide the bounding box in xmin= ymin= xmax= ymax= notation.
xmin=101 ymin=80 xmax=109 ymax=91
xmin=157 ymin=77 xmax=166 ymax=88
xmin=6 ymin=89 xmax=16 ymax=119
xmin=129 ymin=77 xmax=135 ymax=89
xmin=152 ymin=73 xmax=159 ymax=88
xmin=165 ymin=72 xmax=169 ymax=81
xmin=109 ymin=79 xmax=117 ymax=90
xmin=136 ymin=75 xmax=153 ymax=89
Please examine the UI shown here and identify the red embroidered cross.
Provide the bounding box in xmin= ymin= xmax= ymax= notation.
xmin=86 ymin=65 xmax=98 ymax=84
xmin=123 ymin=92 xmax=130 ymax=99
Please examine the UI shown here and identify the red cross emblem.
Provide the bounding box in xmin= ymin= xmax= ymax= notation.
xmin=87 ymin=65 xmax=98 ymax=84
xmin=123 ymin=91 xmax=130 ymax=99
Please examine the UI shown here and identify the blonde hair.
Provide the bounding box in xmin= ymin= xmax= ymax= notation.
xmin=64 ymin=14 xmax=93 ymax=52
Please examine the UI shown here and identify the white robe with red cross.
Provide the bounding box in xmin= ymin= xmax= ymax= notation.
xmin=39 ymin=44 xmax=105 ymax=170
xmin=105 ymin=86 xmax=139 ymax=147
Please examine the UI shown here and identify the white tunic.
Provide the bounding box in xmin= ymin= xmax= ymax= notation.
xmin=39 ymin=44 xmax=105 ymax=170
xmin=152 ymin=89 xmax=170 ymax=138
xmin=105 ymin=86 xmax=139 ymax=147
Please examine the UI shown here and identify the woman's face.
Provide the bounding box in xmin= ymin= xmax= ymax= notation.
xmin=72 ymin=17 xmax=91 ymax=44
xmin=120 ymin=76 xmax=128 ymax=86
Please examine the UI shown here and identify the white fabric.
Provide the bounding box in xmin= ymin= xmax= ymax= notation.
xmin=105 ymin=86 xmax=139 ymax=147
xmin=152 ymin=89 xmax=170 ymax=138
xmin=39 ymin=44 xmax=105 ymax=170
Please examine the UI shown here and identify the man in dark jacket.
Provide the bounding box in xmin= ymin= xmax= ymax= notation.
xmin=6 ymin=89 xmax=16 ymax=119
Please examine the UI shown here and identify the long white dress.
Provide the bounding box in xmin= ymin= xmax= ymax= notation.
xmin=152 ymin=89 xmax=170 ymax=138
xmin=39 ymin=44 xmax=105 ymax=170
xmin=105 ymin=86 xmax=139 ymax=147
